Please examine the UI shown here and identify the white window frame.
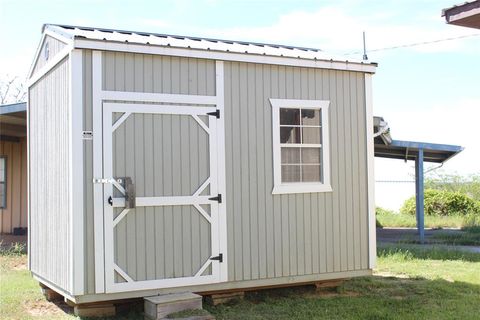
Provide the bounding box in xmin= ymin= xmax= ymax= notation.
xmin=270 ymin=99 xmax=332 ymax=195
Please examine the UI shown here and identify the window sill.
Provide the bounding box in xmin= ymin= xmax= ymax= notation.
xmin=272 ymin=183 xmax=333 ymax=195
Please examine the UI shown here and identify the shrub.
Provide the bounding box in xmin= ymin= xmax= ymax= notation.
xmin=425 ymin=172 xmax=480 ymax=201
xmin=376 ymin=207 xmax=395 ymax=216
xmin=400 ymin=189 xmax=480 ymax=216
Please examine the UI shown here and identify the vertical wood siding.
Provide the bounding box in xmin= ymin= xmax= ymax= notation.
xmin=223 ymin=62 xmax=369 ymax=281
xmin=32 ymin=35 xmax=67 ymax=75
xmin=82 ymin=51 xmax=369 ymax=294
xmin=29 ymin=58 xmax=71 ymax=292
xmin=0 ymin=138 xmax=28 ymax=233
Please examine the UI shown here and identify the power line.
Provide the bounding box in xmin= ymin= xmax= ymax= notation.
xmin=343 ymin=33 xmax=480 ymax=55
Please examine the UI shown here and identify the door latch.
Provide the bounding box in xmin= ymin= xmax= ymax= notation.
xmin=123 ymin=177 xmax=136 ymax=209
xmin=107 ymin=196 xmax=113 ymax=206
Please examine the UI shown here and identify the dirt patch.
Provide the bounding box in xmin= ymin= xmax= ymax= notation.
xmin=12 ymin=260 xmax=27 ymax=270
xmin=24 ymin=298 xmax=72 ymax=317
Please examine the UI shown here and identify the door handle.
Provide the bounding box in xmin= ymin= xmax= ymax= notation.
xmin=107 ymin=196 xmax=113 ymax=206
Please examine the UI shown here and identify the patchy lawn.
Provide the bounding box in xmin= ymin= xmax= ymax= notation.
xmin=1 ymin=245 xmax=479 ymax=319
xmin=429 ymin=227 xmax=480 ymax=246
xmin=376 ymin=212 xmax=466 ymax=229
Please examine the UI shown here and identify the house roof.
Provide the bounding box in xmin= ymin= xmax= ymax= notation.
xmin=442 ymin=0 xmax=480 ymax=29
xmin=0 ymin=102 xmax=27 ymax=139
xmin=42 ymin=24 xmax=377 ymax=70
xmin=0 ymin=102 xmax=26 ymax=115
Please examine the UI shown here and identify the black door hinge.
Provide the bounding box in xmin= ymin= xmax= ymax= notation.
xmin=210 ymin=253 xmax=223 ymax=263
xmin=208 ymin=194 xmax=222 ymax=203
xmin=206 ymin=109 xmax=220 ymax=119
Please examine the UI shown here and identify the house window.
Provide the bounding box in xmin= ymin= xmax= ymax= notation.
xmin=0 ymin=157 xmax=6 ymax=208
xmin=270 ymin=99 xmax=331 ymax=194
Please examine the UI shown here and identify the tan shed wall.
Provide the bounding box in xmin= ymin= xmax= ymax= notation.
xmin=29 ymin=58 xmax=72 ymax=293
xmin=32 ymin=35 xmax=67 ymax=75
xmin=0 ymin=138 xmax=28 ymax=234
xmin=81 ymin=51 xmax=369 ymax=297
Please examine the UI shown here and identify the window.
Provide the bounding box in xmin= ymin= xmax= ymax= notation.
xmin=270 ymin=99 xmax=331 ymax=194
xmin=0 ymin=157 xmax=6 ymax=208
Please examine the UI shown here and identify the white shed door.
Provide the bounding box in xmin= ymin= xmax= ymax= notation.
xmin=102 ymin=103 xmax=224 ymax=293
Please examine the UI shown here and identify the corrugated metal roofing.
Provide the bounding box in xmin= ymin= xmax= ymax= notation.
xmin=44 ymin=23 xmax=372 ymax=65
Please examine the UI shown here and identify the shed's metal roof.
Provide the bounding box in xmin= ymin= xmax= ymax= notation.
xmin=43 ymin=24 xmax=375 ymax=66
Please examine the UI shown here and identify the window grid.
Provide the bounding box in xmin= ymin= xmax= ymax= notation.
xmin=279 ymin=108 xmax=323 ymax=183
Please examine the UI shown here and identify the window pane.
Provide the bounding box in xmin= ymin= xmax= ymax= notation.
xmin=302 ymin=165 xmax=321 ymax=182
xmin=281 ymin=147 xmax=300 ymax=164
xmin=280 ymin=108 xmax=300 ymax=125
xmin=301 ymin=148 xmax=321 ymax=164
xmin=280 ymin=127 xmax=301 ymax=143
xmin=0 ymin=158 xmax=4 ymax=182
xmin=302 ymin=127 xmax=322 ymax=144
xmin=0 ymin=183 xmax=4 ymax=207
xmin=281 ymin=165 xmax=301 ymax=182
xmin=301 ymin=109 xmax=321 ymax=126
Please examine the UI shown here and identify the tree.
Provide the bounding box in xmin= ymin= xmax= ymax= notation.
xmin=0 ymin=75 xmax=27 ymax=105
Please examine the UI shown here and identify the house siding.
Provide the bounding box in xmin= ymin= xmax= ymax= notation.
xmin=0 ymin=138 xmax=28 ymax=234
xmin=29 ymin=58 xmax=71 ymax=293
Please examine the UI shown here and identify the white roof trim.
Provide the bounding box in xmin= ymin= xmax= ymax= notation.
xmin=27 ymin=27 xmax=73 ymax=79
xmin=43 ymin=24 xmax=377 ymax=73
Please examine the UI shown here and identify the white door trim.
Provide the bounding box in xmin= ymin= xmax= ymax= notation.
xmin=101 ymin=102 xmax=225 ymax=293
xmin=92 ymin=51 xmax=105 ymax=293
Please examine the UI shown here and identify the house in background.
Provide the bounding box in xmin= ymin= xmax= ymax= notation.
xmin=0 ymin=102 xmax=28 ymax=235
xmin=442 ymin=0 xmax=480 ymax=29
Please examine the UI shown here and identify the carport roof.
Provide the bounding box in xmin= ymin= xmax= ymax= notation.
xmin=374 ymin=140 xmax=464 ymax=163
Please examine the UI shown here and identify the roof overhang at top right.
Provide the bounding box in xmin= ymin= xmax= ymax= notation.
xmin=442 ymin=0 xmax=480 ymax=29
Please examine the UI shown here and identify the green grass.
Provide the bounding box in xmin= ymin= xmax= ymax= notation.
xmin=1 ymin=246 xmax=480 ymax=320
xmin=376 ymin=212 xmax=466 ymax=228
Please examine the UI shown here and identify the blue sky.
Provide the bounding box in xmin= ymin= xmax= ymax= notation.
xmin=1 ymin=0 xmax=479 ymax=186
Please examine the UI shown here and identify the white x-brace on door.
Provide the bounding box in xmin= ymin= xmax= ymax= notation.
xmin=102 ymin=102 xmax=225 ymax=293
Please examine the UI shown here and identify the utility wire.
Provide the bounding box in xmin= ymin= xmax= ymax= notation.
xmin=343 ymin=33 xmax=480 ymax=55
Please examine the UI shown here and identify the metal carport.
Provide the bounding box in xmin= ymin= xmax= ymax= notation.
xmin=373 ymin=117 xmax=464 ymax=243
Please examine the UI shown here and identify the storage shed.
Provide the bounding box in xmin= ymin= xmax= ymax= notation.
xmin=27 ymin=24 xmax=377 ymax=305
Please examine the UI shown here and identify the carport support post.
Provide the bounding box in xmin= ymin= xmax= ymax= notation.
xmin=415 ymin=148 xmax=425 ymax=244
